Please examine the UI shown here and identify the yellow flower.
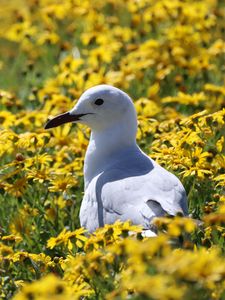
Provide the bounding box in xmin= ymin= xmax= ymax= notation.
xmin=0 ymin=243 xmax=14 ymax=256
xmin=154 ymin=216 xmax=197 ymax=237
xmin=162 ymin=92 xmax=206 ymax=106
xmin=48 ymin=123 xmax=73 ymax=147
xmin=0 ymin=111 xmax=16 ymax=128
xmin=135 ymin=98 xmax=161 ymax=117
xmin=48 ymin=173 xmax=78 ymax=193
xmin=3 ymin=176 xmax=28 ymax=197
xmin=213 ymin=174 xmax=225 ymax=187
xmin=157 ymin=248 xmax=225 ymax=287
xmin=85 ymin=220 xmax=142 ymax=251
xmin=47 ymin=227 xmax=87 ymax=250
xmin=37 ymin=31 xmax=59 ymax=45
xmin=13 ymin=274 xmax=73 ymax=300
xmin=1 ymin=234 xmax=22 ymax=244
xmin=6 ymin=21 xmax=37 ymax=42
xmin=216 ymin=136 xmax=224 ymax=153
xmin=120 ymin=274 xmax=185 ymax=300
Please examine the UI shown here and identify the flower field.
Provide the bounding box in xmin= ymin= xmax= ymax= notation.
xmin=0 ymin=0 xmax=225 ymax=299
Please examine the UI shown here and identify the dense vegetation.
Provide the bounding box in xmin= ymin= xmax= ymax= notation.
xmin=0 ymin=0 xmax=224 ymax=299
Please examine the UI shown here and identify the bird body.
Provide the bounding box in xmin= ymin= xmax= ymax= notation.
xmin=80 ymin=147 xmax=187 ymax=233
xmin=45 ymin=85 xmax=188 ymax=233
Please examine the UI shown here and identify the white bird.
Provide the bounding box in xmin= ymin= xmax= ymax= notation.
xmin=45 ymin=85 xmax=188 ymax=235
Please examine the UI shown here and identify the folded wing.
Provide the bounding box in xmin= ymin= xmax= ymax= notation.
xmin=99 ymin=160 xmax=187 ymax=229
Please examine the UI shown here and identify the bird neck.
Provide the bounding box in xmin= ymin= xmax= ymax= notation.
xmin=84 ymin=118 xmax=138 ymax=189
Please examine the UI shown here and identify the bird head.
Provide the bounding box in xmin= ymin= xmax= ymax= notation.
xmin=45 ymin=85 xmax=136 ymax=132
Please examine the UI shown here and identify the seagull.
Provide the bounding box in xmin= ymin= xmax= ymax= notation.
xmin=45 ymin=85 xmax=188 ymax=235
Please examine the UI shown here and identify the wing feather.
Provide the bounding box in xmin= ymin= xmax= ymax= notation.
xmin=100 ymin=162 xmax=187 ymax=229
xmin=80 ymin=154 xmax=188 ymax=232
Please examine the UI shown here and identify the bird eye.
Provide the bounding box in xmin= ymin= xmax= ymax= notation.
xmin=94 ymin=98 xmax=104 ymax=106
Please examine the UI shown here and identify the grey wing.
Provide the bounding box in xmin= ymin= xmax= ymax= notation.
xmin=99 ymin=165 xmax=188 ymax=229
